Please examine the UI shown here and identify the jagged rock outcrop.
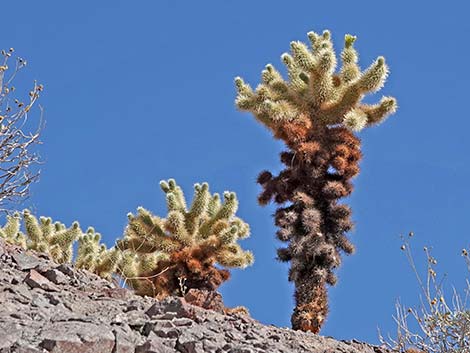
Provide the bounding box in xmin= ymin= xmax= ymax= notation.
xmin=0 ymin=238 xmax=388 ymax=353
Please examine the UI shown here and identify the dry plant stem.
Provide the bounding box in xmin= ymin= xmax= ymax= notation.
xmin=260 ymin=126 xmax=361 ymax=332
xmin=380 ymin=235 xmax=470 ymax=352
xmin=0 ymin=49 xmax=43 ymax=212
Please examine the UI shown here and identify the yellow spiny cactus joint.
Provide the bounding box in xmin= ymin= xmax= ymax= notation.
xmin=94 ymin=247 xmax=122 ymax=278
xmin=235 ymin=30 xmax=397 ymax=133
xmin=75 ymin=227 xmax=102 ymax=271
xmin=0 ymin=212 xmax=21 ymax=245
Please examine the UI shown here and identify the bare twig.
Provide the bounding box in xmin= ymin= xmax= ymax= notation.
xmin=379 ymin=233 xmax=470 ymax=352
xmin=0 ymin=48 xmax=43 ymax=212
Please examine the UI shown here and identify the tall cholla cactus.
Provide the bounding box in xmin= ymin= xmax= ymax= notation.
xmin=235 ymin=30 xmax=397 ymax=333
xmin=116 ymin=179 xmax=254 ymax=298
xmin=0 ymin=210 xmax=81 ymax=264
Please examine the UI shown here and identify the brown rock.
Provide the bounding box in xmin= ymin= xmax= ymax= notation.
xmin=24 ymin=269 xmax=59 ymax=292
xmin=184 ymin=289 xmax=225 ymax=314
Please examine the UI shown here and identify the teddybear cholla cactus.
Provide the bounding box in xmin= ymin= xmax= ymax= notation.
xmin=235 ymin=30 xmax=397 ymax=333
xmin=75 ymin=227 xmax=121 ymax=280
xmin=0 ymin=210 xmax=120 ymax=279
xmin=0 ymin=210 xmax=81 ymax=263
xmin=115 ymin=179 xmax=254 ymax=298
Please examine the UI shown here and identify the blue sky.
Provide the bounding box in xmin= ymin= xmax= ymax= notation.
xmin=3 ymin=0 xmax=470 ymax=343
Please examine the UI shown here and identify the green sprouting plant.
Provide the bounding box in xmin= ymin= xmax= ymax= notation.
xmin=380 ymin=233 xmax=470 ymax=352
xmin=115 ymin=179 xmax=254 ymax=298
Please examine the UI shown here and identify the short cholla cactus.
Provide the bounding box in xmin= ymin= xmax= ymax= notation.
xmin=75 ymin=227 xmax=121 ymax=280
xmin=116 ymin=179 xmax=254 ymax=299
xmin=235 ymin=30 xmax=397 ymax=333
xmin=0 ymin=210 xmax=81 ymax=263
xmin=0 ymin=210 xmax=120 ymax=277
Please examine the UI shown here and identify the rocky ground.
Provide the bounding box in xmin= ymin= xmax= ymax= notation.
xmin=0 ymin=238 xmax=389 ymax=353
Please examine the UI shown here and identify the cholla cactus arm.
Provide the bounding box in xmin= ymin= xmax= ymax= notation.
xmin=186 ymin=183 xmax=210 ymax=234
xmin=165 ymin=211 xmax=190 ymax=245
xmin=207 ymin=193 xmax=221 ymax=217
xmin=235 ymin=31 xmax=397 ymax=134
xmin=199 ymin=191 xmax=239 ymax=238
xmin=0 ymin=212 xmax=26 ymax=247
xmin=216 ymin=243 xmax=254 ymax=268
xmin=75 ymin=227 xmax=101 ymax=270
xmin=160 ymin=179 xmax=187 ymax=212
xmin=339 ymin=34 xmax=360 ymax=84
xmin=49 ymin=221 xmax=80 ymax=247
xmin=39 ymin=217 xmax=53 ymax=242
xmin=119 ymin=208 xmax=180 ymax=253
xmin=94 ymin=247 xmax=122 ymax=279
xmin=232 ymin=217 xmax=250 ymax=239
xmin=116 ymin=251 xmax=138 ymax=278
xmin=360 ymin=96 xmax=398 ymax=126
xmin=48 ymin=221 xmax=80 ymax=263
xmin=0 ymin=212 xmax=20 ymax=239
xmin=137 ymin=252 xmax=169 ymax=274
xmin=22 ymin=210 xmax=43 ymax=249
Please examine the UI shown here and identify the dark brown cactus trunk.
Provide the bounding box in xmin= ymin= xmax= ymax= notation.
xmin=258 ymin=126 xmax=362 ymax=333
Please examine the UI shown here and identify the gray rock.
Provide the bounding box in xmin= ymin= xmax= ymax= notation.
xmin=12 ymin=253 xmax=40 ymax=271
xmin=136 ymin=333 xmax=175 ymax=353
xmin=39 ymin=322 xmax=115 ymax=353
xmin=0 ymin=238 xmax=389 ymax=353
xmin=42 ymin=268 xmax=69 ymax=285
xmin=24 ymin=270 xmax=59 ymax=292
xmin=176 ymin=330 xmax=205 ymax=353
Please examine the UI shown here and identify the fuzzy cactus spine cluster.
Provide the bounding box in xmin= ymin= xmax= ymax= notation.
xmin=235 ymin=30 xmax=397 ymax=333
xmin=75 ymin=227 xmax=121 ymax=280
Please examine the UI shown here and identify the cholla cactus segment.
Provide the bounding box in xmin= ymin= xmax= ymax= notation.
xmin=75 ymin=227 xmax=102 ymax=270
xmin=115 ymin=180 xmax=253 ymax=298
xmin=235 ymin=30 xmax=397 ymax=134
xmin=94 ymin=247 xmax=122 ymax=280
xmin=0 ymin=212 xmax=25 ymax=247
